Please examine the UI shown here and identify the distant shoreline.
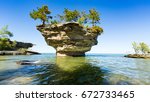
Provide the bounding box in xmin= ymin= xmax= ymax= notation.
xmin=124 ymin=54 xmax=150 ymax=59
xmin=0 ymin=51 xmax=40 ymax=55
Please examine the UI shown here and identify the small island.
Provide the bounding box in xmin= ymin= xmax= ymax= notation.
xmin=0 ymin=25 xmax=40 ymax=55
xmin=125 ymin=42 xmax=150 ymax=59
xmin=30 ymin=6 xmax=103 ymax=56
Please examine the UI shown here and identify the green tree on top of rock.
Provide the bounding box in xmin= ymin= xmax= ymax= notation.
xmin=77 ymin=11 xmax=88 ymax=25
xmin=132 ymin=42 xmax=150 ymax=54
xmin=30 ymin=5 xmax=101 ymax=27
xmin=88 ymin=9 xmax=100 ymax=26
xmin=58 ymin=8 xmax=100 ymax=26
xmin=0 ymin=25 xmax=16 ymax=50
xmin=30 ymin=5 xmax=52 ymax=25
xmin=30 ymin=5 xmax=103 ymax=34
xmin=62 ymin=8 xmax=80 ymax=22
xmin=132 ymin=42 xmax=140 ymax=54
xmin=139 ymin=42 xmax=150 ymax=54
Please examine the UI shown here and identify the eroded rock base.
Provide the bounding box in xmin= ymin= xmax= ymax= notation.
xmin=57 ymin=52 xmax=85 ymax=57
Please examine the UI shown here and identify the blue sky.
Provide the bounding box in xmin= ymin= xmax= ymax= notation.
xmin=0 ymin=0 xmax=150 ymax=53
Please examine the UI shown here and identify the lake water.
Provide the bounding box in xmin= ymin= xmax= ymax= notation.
xmin=0 ymin=53 xmax=150 ymax=85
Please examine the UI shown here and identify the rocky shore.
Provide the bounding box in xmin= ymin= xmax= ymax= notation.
xmin=124 ymin=54 xmax=150 ymax=59
xmin=0 ymin=50 xmax=40 ymax=55
xmin=0 ymin=41 xmax=40 ymax=55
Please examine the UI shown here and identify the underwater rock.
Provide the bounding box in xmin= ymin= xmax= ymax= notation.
xmin=16 ymin=60 xmax=40 ymax=65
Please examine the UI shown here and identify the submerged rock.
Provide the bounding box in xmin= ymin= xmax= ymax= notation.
xmin=16 ymin=60 xmax=41 ymax=65
xmin=37 ymin=22 xmax=102 ymax=56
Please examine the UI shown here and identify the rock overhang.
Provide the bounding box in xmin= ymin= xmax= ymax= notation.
xmin=37 ymin=22 xmax=102 ymax=56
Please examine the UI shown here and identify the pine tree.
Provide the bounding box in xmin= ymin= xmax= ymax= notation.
xmin=30 ymin=5 xmax=52 ymax=25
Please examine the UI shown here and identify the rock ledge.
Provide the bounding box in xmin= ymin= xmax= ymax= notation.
xmin=37 ymin=22 xmax=102 ymax=56
xmin=124 ymin=54 xmax=150 ymax=59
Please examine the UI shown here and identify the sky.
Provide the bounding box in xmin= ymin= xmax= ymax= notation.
xmin=0 ymin=0 xmax=150 ymax=54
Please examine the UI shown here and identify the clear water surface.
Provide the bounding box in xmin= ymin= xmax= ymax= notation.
xmin=0 ymin=53 xmax=150 ymax=85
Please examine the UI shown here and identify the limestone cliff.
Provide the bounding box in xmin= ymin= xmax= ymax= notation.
xmin=37 ymin=22 xmax=102 ymax=56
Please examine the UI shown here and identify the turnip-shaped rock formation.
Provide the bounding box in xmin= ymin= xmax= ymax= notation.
xmin=37 ymin=22 xmax=102 ymax=56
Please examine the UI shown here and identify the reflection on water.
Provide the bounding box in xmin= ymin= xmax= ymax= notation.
xmin=0 ymin=56 xmax=107 ymax=85
xmin=33 ymin=57 xmax=106 ymax=85
xmin=0 ymin=54 xmax=150 ymax=85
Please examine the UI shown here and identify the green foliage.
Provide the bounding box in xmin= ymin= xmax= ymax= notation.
xmin=132 ymin=42 xmax=150 ymax=54
xmin=30 ymin=5 xmax=52 ymax=25
xmin=17 ymin=48 xmax=27 ymax=53
xmin=89 ymin=26 xmax=103 ymax=34
xmin=0 ymin=26 xmax=16 ymax=50
xmin=77 ymin=11 xmax=88 ymax=25
xmin=139 ymin=42 xmax=150 ymax=54
xmin=12 ymin=40 xmax=17 ymax=48
xmin=50 ymin=20 xmax=58 ymax=25
xmin=63 ymin=8 xmax=80 ymax=22
xmin=30 ymin=6 xmax=102 ymax=27
xmin=85 ymin=25 xmax=89 ymax=29
xmin=0 ymin=38 xmax=16 ymax=50
xmin=30 ymin=6 xmax=103 ymax=34
xmin=88 ymin=9 xmax=100 ymax=26
xmin=0 ymin=25 xmax=13 ymax=38
xmin=58 ymin=9 xmax=100 ymax=26
xmin=132 ymin=42 xmax=141 ymax=54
